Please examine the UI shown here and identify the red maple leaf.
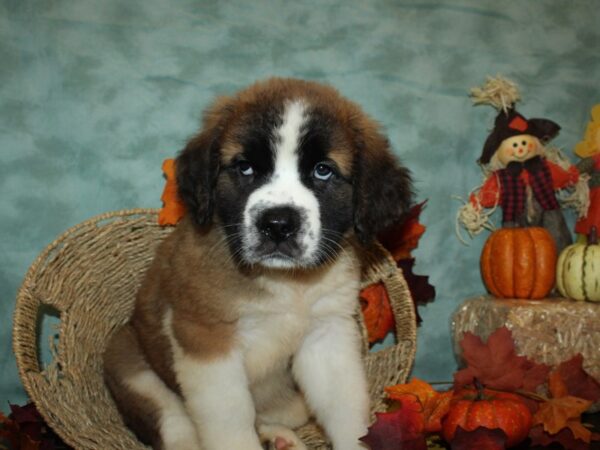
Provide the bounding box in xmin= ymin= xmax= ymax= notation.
xmin=378 ymin=201 xmax=427 ymax=261
xmin=450 ymin=426 xmax=507 ymax=450
xmin=360 ymin=396 xmax=427 ymax=450
xmin=377 ymin=201 xmax=436 ymax=325
xmin=397 ymin=259 xmax=436 ymax=324
xmin=556 ymin=354 xmax=600 ymax=403
xmin=529 ymin=424 xmax=590 ymax=450
xmin=1 ymin=403 xmax=69 ymax=450
xmin=454 ymin=327 xmax=550 ymax=392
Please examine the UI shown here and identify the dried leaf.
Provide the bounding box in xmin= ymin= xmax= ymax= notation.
xmin=2 ymin=403 xmax=69 ymax=450
xmin=0 ymin=411 xmax=20 ymax=450
xmin=378 ymin=201 xmax=427 ymax=261
xmin=533 ymin=396 xmax=592 ymax=437
xmin=360 ymin=283 xmax=395 ymax=344
xmin=158 ymin=158 xmax=186 ymax=226
xmin=454 ymin=327 xmax=550 ymax=392
xmin=397 ymin=258 xmax=436 ymax=309
xmin=0 ymin=410 xmax=41 ymax=450
xmin=556 ymin=354 xmax=600 ymax=403
xmin=548 ymin=370 xmax=569 ymax=399
xmin=450 ymin=426 xmax=507 ymax=450
xmin=385 ymin=378 xmax=452 ymax=433
xmin=360 ymin=398 xmax=427 ymax=450
xmin=529 ymin=424 xmax=590 ymax=450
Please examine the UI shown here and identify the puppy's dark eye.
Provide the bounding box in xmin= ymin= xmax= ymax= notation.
xmin=313 ymin=163 xmax=333 ymax=181
xmin=238 ymin=161 xmax=254 ymax=176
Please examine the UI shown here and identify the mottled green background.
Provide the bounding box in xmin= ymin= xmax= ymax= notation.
xmin=1 ymin=0 xmax=599 ymax=412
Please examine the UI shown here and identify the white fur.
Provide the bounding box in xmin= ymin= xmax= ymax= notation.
xmin=293 ymin=317 xmax=369 ymax=449
xmin=124 ymin=370 xmax=199 ymax=450
xmin=242 ymin=100 xmax=322 ymax=268
xmin=163 ymin=309 xmax=265 ymax=450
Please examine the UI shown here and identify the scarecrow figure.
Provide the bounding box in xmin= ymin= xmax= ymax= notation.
xmin=458 ymin=77 xmax=580 ymax=253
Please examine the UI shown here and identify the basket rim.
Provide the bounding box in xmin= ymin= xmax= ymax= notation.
xmin=13 ymin=209 xmax=160 ymax=383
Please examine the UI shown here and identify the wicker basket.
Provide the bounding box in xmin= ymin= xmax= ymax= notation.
xmin=13 ymin=209 xmax=417 ymax=449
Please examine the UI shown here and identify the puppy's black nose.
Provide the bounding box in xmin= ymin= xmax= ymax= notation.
xmin=257 ymin=207 xmax=301 ymax=243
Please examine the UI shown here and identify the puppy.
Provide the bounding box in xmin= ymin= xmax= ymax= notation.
xmin=103 ymin=78 xmax=412 ymax=450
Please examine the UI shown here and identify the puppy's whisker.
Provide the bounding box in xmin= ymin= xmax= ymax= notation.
xmin=203 ymin=232 xmax=244 ymax=262
xmin=320 ymin=231 xmax=358 ymax=273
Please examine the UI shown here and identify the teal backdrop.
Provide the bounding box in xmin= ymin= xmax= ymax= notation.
xmin=1 ymin=0 xmax=599 ymax=412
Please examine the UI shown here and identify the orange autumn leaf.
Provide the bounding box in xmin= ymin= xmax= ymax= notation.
xmin=567 ymin=420 xmax=594 ymax=443
xmin=534 ymin=370 xmax=593 ymax=442
xmin=386 ymin=378 xmax=437 ymax=403
xmin=385 ymin=378 xmax=452 ymax=433
xmin=360 ymin=282 xmax=395 ymax=344
xmin=158 ymin=158 xmax=186 ymax=226
xmin=548 ymin=370 xmax=569 ymax=399
xmin=533 ymin=395 xmax=591 ymax=438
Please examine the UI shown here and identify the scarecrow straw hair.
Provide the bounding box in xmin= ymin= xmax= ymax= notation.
xmin=454 ymin=186 xmax=499 ymax=245
xmin=470 ymin=76 xmax=521 ymax=113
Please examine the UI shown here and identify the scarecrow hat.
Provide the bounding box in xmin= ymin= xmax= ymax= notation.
xmin=470 ymin=76 xmax=561 ymax=164
xmin=479 ymin=108 xmax=561 ymax=164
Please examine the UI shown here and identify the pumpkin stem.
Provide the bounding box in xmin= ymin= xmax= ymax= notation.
xmin=474 ymin=378 xmax=485 ymax=400
xmin=590 ymin=226 xmax=598 ymax=245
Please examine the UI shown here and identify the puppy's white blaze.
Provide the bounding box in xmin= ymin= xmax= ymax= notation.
xmin=243 ymin=100 xmax=322 ymax=267
xmin=123 ymin=370 xmax=199 ymax=449
xmin=162 ymin=309 xmax=264 ymax=450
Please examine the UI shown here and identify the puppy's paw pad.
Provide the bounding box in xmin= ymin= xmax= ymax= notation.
xmin=259 ymin=425 xmax=306 ymax=450
xmin=275 ymin=436 xmax=293 ymax=449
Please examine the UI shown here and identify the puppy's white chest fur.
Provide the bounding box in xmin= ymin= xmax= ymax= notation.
xmin=239 ymin=249 xmax=360 ymax=383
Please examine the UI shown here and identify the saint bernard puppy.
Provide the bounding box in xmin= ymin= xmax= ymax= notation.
xmin=104 ymin=78 xmax=412 ymax=450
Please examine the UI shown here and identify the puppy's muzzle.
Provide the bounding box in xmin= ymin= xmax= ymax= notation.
xmin=257 ymin=206 xmax=301 ymax=244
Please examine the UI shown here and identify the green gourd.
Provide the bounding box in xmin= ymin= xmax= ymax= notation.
xmin=556 ymin=226 xmax=600 ymax=302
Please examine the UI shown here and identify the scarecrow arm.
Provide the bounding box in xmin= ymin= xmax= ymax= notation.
xmin=470 ymin=174 xmax=500 ymax=208
xmin=547 ymin=160 xmax=579 ymax=189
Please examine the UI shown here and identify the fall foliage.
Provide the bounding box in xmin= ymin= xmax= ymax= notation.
xmin=158 ymin=158 xmax=186 ymax=226
xmin=361 ymin=327 xmax=600 ymax=450
xmin=360 ymin=283 xmax=395 ymax=344
xmin=0 ymin=403 xmax=70 ymax=449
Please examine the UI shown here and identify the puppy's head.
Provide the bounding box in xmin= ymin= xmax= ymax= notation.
xmin=177 ymin=78 xmax=412 ymax=269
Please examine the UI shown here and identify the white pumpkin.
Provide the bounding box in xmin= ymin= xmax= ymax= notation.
xmin=556 ymin=226 xmax=600 ymax=302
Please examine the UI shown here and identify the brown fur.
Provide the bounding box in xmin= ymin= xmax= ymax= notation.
xmin=104 ymin=326 xmax=166 ymax=448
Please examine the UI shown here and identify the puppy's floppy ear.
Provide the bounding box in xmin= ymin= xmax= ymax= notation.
xmin=176 ymin=97 xmax=232 ymax=227
xmin=352 ymin=121 xmax=413 ymax=244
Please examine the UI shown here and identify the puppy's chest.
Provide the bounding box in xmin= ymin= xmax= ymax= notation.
xmin=238 ymin=285 xmax=311 ymax=382
xmin=238 ymin=272 xmax=358 ymax=382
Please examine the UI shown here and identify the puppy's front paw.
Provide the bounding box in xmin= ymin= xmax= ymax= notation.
xmin=259 ymin=424 xmax=307 ymax=450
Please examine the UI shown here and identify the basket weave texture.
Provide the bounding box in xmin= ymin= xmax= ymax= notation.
xmin=13 ymin=209 xmax=417 ymax=449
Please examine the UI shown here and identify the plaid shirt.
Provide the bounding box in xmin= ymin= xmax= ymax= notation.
xmin=497 ymin=156 xmax=560 ymax=222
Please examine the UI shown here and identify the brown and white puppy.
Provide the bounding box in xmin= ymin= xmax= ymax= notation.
xmin=103 ymin=78 xmax=412 ymax=450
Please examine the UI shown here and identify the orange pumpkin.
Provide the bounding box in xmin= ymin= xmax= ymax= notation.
xmin=442 ymin=387 xmax=532 ymax=448
xmin=480 ymin=227 xmax=557 ymax=299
